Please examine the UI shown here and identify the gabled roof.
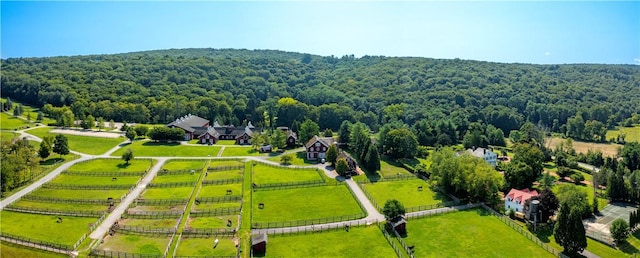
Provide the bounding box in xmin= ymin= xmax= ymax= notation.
xmin=198 ymin=126 xmax=220 ymax=138
xmin=305 ymin=135 xmax=335 ymax=148
xmin=252 ymin=233 xmax=268 ymax=245
xmin=167 ymin=114 xmax=209 ymax=129
xmin=505 ymin=188 xmax=539 ymax=204
xmin=469 ymin=147 xmax=495 ymax=158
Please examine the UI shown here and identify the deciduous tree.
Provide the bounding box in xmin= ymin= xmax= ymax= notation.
xmin=554 ymin=202 xmax=587 ymax=256
xmin=122 ymin=148 xmax=134 ymax=164
xmin=382 ymin=199 xmax=406 ymax=220
xmin=336 ymin=158 xmax=348 ymax=176
xmin=52 ymin=134 xmax=69 ymax=157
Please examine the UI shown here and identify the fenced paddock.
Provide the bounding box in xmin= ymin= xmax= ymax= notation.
xmin=251 ymin=164 xmax=325 ymax=184
xmin=9 ymin=200 xmax=109 ymax=212
xmin=120 ymin=218 xmax=180 ymax=228
xmin=174 ymin=235 xmax=239 ymax=257
xmin=203 ymin=169 xmax=245 ymax=180
xmin=188 ymin=215 xmax=240 ymax=229
xmin=140 ymin=187 xmax=195 ymax=199
xmin=161 ymin=159 xmax=206 ymax=171
xmin=151 ymin=173 xmax=201 ymax=184
xmin=92 ymin=234 xmax=172 ymax=257
xmin=48 ymin=174 xmax=141 ymax=186
xmin=197 ymin=184 xmax=243 ymax=198
xmin=360 ymin=179 xmax=451 ymax=211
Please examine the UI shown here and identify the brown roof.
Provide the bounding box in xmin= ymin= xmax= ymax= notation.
xmin=305 ymin=135 xmax=335 ymax=148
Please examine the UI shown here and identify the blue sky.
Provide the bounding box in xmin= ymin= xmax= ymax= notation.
xmin=1 ymin=1 xmax=639 ymax=64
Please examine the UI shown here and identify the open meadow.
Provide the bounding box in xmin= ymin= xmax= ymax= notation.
xmin=362 ymin=179 xmax=451 ymax=210
xmin=161 ymin=160 xmax=206 ymax=171
xmin=0 ymin=211 xmax=97 ymax=246
xmin=252 ymin=164 xmax=323 ymax=184
xmin=606 ymin=125 xmax=640 ymax=143
xmin=69 ymin=158 xmax=152 ymax=173
xmin=175 ymin=237 xmax=238 ymax=257
xmin=1 ymin=241 xmax=66 ymax=258
xmin=266 ymin=151 xmax=314 ymax=165
xmin=25 ymin=127 xmax=125 ymax=155
xmin=111 ymin=140 xmax=221 ymax=157
xmin=96 ymin=234 xmax=171 ymax=255
xmin=221 ymin=146 xmax=265 ymax=156
xmin=546 ymin=137 xmax=621 ymax=157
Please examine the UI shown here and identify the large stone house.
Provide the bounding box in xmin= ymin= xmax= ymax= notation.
xmin=305 ymin=135 xmax=335 ymax=160
xmin=167 ymin=115 xmax=261 ymax=145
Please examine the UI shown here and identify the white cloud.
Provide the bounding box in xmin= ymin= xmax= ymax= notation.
xmin=545 ymin=52 xmax=551 ymax=56
xmin=634 ymin=58 xmax=640 ymax=65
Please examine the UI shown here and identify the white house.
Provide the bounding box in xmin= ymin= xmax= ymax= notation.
xmin=468 ymin=147 xmax=498 ymax=167
xmin=504 ymin=188 xmax=539 ymax=214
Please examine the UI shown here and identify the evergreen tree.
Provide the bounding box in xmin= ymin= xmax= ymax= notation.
xmin=326 ymin=144 xmax=338 ymax=166
xmin=322 ymin=128 xmax=334 ymax=137
xmin=36 ymin=111 xmax=44 ymax=122
xmin=554 ymin=202 xmax=587 ymax=256
xmin=336 ymin=158 xmax=349 ymax=176
xmin=364 ymin=142 xmax=381 ymax=171
xmin=338 ymin=120 xmax=352 ymax=145
xmin=38 ymin=140 xmax=51 ymax=159
xmin=299 ymin=119 xmax=320 ymax=144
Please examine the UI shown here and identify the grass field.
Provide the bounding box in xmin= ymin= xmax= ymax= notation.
xmin=221 ymin=146 xmax=266 ymax=156
xmin=607 ymin=125 xmax=640 ymax=143
xmin=197 ymin=184 xmax=243 ymax=198
xmin=9 ymin=200 xmax=109 ymax=212
xmin=266 ymin=151 xmax=314 ymax=166
xmin=192 ymin=201 xmax=241 ymax=211
xmin=0 ymin=211 xmax=97 ymax=246
xmin=111 ymin=140 xmax=221 ymax=157
xmin=362 ymin=179 xmax=451 ymax=210
xmin=161 ymin=160 xmax=206 ymax=171
xmin=204 ymin=169 xmax=244 ymax=180
xmin=546 ymin=137 xmax=622 ymax=157
xmin=379 ymin=157 xmax=413 ymax=178
xmin=252 ymin=186 xmax=363 ymax=223
xmin=252 ymin=164 xmax=322 ymax=184
xmin=69 ymin=158 xmax=152 ymax=173
xmin=120 ymin=218 xmax=178 ymax=227
xmin=152 ymin=173 xmax=201 ymax=184
xmin=216 ymin=140 xmax=238 ymax=145
xmin=209 ymin=159 xmax=243 ymax=168
xmin=98 ymin=235 xmax=171 ymax=255
xmin=175 ymin=237 xmax=237 ymax=256
xmin=1 ymin=241 xmax=67 ymax=258
xmin=29 ymin=188 xmax=130 ymax=199
xmin=141 ymin=187 xmax=194 ymax=199
xmin=1 ymin=112 xmax=32 ymax=130
xmin=262 ymin=225 xmax=396 ymax=257
xmin=187 ymin=215 xmax=239 ymax=228
xmin=402 ymin=208 xmax=555 ymax=257
xmin=26 ymin=127 xmax=125 ymax=155
xmin=49 ymin=174 xmax=140 ymax=186
xmin=531 ymin=224 xmax=635 ymax=257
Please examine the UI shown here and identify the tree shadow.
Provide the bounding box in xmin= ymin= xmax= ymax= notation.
xmin=142 ymin=141 xmax=180 ymax=147
xmin=116 ymin=163 xmax=131 ymax=169
xmin=40 ymin=157 xmax=65 ymax=166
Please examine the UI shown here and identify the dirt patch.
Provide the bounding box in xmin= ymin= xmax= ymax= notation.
xmin=545 ymin=137 xmax=621 ymax=157
xmin=50 ymin=128 xmax=123 ymax=139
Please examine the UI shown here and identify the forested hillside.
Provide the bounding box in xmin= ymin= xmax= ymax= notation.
xmin=2 ymin=48 xmax=639 ymax=137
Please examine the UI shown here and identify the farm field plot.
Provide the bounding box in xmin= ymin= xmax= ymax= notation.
xmin=25 ymin=127 xmax=124 ymax=155
xmin=69 ymin=158 xmax=152 ymax=173
xmin=401 ymin=208 xmax=554 ymax=258
xmin=252 ymin=164 xmax=323 ymax=184
xmin=204 ymin=169 xmax=244 ymax=180
xmin=362 ymin=179 xmax=451 ymax=210
xmin=197 ymin=184 xmax=243 ymax=198
xmin=1 ymin=241 xmax=66 ymax=258
xmin=0 ymin=211 xmax=97 ymax=246
xmin=175 ymin=237 xmax=238 ymax=257
xmin=127 ymin=205 xmax=186 ymax=212
xmin=9 ymin=200 xmax=109 ymax=212
xmin=252 ymin=186 xmax=363 ymax=223
xmin=111 ymin=140 xmax=221 ymax=157
xmin=96 ymin=235 xmax=171 ymax=255
xmin=152 ymin=173 xmax=200 ymax=184
xmin=221 ymin=146 xmax=265 ymax=156
xmin=120 ymin=218 xmax=178 ymax=228
xmin=141 ymin=187 xmax=194 ymax=199
xmin=209 ymin=159 xmax=243 ymax=168
xmin=546 ymin=137 xmax=622 ymax=157
xmin=379 ymin=158 xmax=413 ymax=178
xmin=48 ymin=174 xmax=140 ymax=186
xmin=161 ymin=160 xmax=205 ymax=171
xmin=607 ymin=125 xmax=640 ymax=143
xmin=263 ymin=226 xmax=396 ymax=257
xmin=187 ymin=215 xmax=240 ymax=228
xmin=192 ymin=201 xmax=241 ymax=211
xmin=28 ymin=188 xmax=130 ymax=200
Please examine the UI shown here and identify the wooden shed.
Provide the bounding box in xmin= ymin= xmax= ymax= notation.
xmin=252 ymin=233 xmax=268 ymax=254
xmin=391 ymin=217 xmax=407 ymax=235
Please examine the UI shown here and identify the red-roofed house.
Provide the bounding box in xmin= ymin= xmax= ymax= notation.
xmin=504 ymin=188 xmax=539 ymax=214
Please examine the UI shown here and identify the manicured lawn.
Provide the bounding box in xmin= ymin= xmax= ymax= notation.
xmin=97 ymin=235 xmax=171 ymax=255
xmin=264 ymin=225 xmax=396 ymax=257
xmin=379 ymin=157 xmax=413 ymax=178
xmin=362 ymin=179 xmax=451 ymax=210
xmin=175 ymin=237 xmax=237 ymax=256
xmin=1 ymin=241 xmax=67 ymax=258
xmin=204 ymin=169 xmax=244 ymax=180
xmin=0 ymin=211 xmax=97 ymax=246
xmin=9 ymin=200 xmax=109 ymax=212
xmin=152 ymin=173 xmax=201 ymax=184
xmin=209 ymin=159 xmax=244 ymax=168
xmin=266 ymin=151 xmax=314 ymax=165
xmin=607 ymin=125 xmax=640 ymax=143
xmin=49 ymin=174 xmax=140 ymax=186
xmin=111 ymin=140 xmax=221 ymax=157
xmin=161 ymin=160 xmax=206 ymax=171
xmin=25 ymin=127 xmax=125 ymax=155
xmin=402 ymin=208 xmax=555 ymax=257
xmin=197 ymin=184 xmax=243 ymax=198
xmin=141 ymin=187 xmax=194 ymax=199
xmin=252 ymin=186 xmax=363 ymax=223
xmin=0 ymin=112 xmax=33 ymax=130
xmin=69 ymin=158 xmax=152 ymax=173
xmin=187 ymin=215 xmax=239 ymax=228
xmin=221 ymin=146 xmax=265 ymax=156
xmin=252 ymin=164 xmax=322 ymax=184
xmin=216 ymin=140 xmax=238 ymax=145
xmin=29 ymin=189 xmax=130 ymax=200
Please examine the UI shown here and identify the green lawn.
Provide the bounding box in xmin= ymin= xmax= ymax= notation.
xmin=0 ymin=211 xmax=97 ymax=246
xmin=175 ymin=237 xmax=237 ymax=256
xmin=1 ymin=131 xmax=19 ymax=141
xmin=379 ymin=157 xmax=413 ymax=178
xmin=607 ymin=125 xmax=640 ymax=143
xmin=187 ymin=215 xmax=239 ymax=228
xmin=204 ymin=169 xmax=244 ymax=180
xmin=192 ymin=201 xmax=241 ymax=211
xmin=402 ymin=208 xmax=555 ymax=257
xmin=1 ymin=241 xmax=67 ymax=258
xmin=161 ymin=160 xmax=206 ymax=171
xmin=531 ymin=223 xmax=634 ymax=257
xmin=252 ymin=186 xmax=363 ymax=223
xmin=49 ymin=174 xmax=140 ymax=186
xmin=69 ymin=158 xmax=152 ymax=173
xmin=197 ymin=184 xmax=243 ymax=198
xmin=209 ymin=159 xmax=244 ymax=168
xmin=28 ymin=189 xmax=131 ymax=199
xmin=252 ymin=164 xmax=322 ymax=184
xmin=111 ymin=140 xmax=221 ymax=157
xmin=152 ymin=173 xmax=201 ymax=184
xmin=266 ymin=151 xmax=314 ymax=165
xmin=551 ymin=182 xmax=608 ymax=210
xmin=362 ymin=179 xmax=451 ymax=210
xmin=120 ymin=218 xmax=178 ymax=227
xmin=141 ymin=187 xmax=194 ymax=199
xmin=97 ymin=235 xmax=171 ymax=255
xmin=263 ymin=225 xmax=396 ymax=257
xmin=25 ymin=127 xmax=125 ymax=155
xmin=9 ymin=200 xmax=109 ymax=212
xmin=221 ymin=146 xmax=265 ymax=156
xmin=0 ymin=112 xmax=32 ymax=130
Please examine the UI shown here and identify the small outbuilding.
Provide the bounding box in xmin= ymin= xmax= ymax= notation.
xmin=252 ymin=233 xmax=268 ymax=254
xmin=390 ymin=217 xmax=407 ymax=235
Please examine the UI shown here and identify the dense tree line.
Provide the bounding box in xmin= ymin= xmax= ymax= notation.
xmin=1 ymin=136 xmax=40 ymax=194
xmin=1 ymin=49 xmax=639 ymax=140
